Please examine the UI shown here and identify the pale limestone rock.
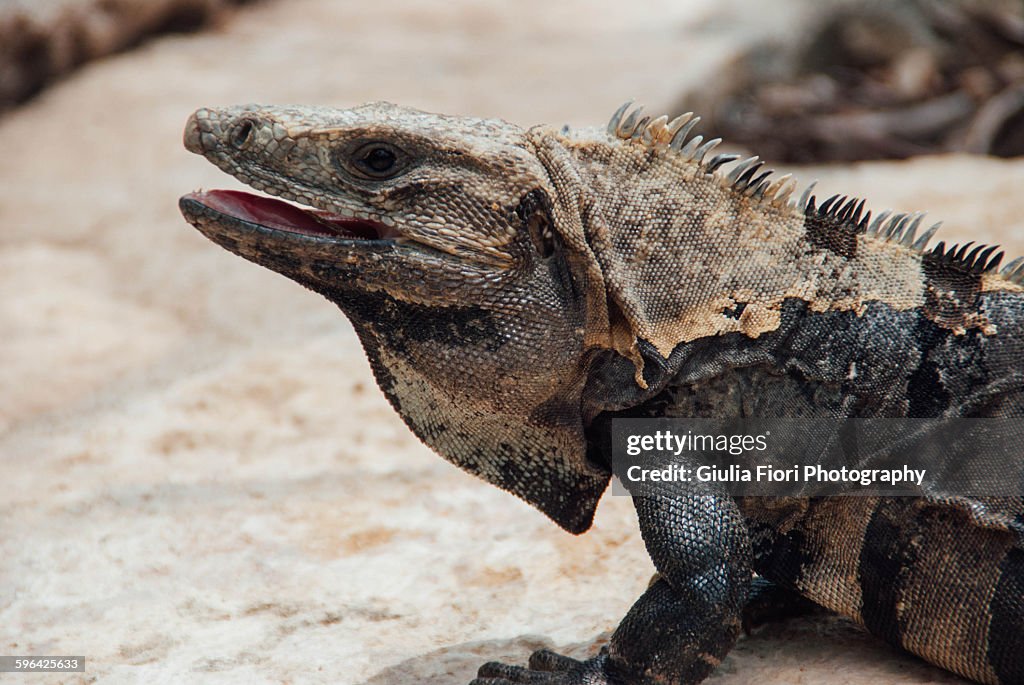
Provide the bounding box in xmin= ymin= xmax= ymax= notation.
xmin=0 ymin=1 xmax=1012 ymax=683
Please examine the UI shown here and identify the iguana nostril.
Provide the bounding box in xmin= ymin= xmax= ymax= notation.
xmin=231 ymin=118 xmax=256 ymax=149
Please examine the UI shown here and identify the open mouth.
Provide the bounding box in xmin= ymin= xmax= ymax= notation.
xmin=183 ymin=189 xmax=400 ymax=241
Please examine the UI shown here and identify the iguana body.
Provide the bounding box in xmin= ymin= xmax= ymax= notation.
xmin=179 ymin=101 xmax=1024 ymax=684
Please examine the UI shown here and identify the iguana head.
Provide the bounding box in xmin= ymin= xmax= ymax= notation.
xmin=179 ymin=102 xmax=610 ymax=533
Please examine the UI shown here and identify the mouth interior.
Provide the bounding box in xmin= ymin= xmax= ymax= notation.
xmin=187 ymin=189 xmax=398 ymax=240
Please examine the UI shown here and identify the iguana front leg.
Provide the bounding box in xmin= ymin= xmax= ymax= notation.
xmin=471 ymin=494 xmax=752 ymax=685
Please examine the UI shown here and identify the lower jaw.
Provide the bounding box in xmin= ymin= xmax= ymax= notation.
xmin=182 ymin=188 xmax=398 ymax=241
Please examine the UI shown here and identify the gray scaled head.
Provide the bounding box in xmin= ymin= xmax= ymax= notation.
xmin=179 ymin=102 xmax=610 ymax=533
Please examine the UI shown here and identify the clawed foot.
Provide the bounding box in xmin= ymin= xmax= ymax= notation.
xmin=470 ymin=648 xmax=617 ymax=685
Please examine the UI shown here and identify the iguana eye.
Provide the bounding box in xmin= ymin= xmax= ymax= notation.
xmin=363 ymin=147 xmax=396 ymax=172
xmin=346 ymin=142 xmax=408 ymax=180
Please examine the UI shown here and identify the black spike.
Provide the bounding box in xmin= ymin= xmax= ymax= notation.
xmin=953 ymin=241 xmax=975 ymax=262
xmin=746 ymin=170 xmax=773 ymax=192
xmin=927 ymin=241 xmax=1006 ymax=274
xmin=972 ymin=245 xmax=1001 ymax=273
xmin=837 ymin=198 xmax=856 ymax=222
xmin=984 ymin=250 xmax=1004 ymax=274
xmin=705 ymin=153 xmax=739 ymax=174
xmin=850 ymin=198 xmax=866 ymax=225
xmin=964 ymin=244 xmax=985 ymax=267
xmin=819 ymin=194 xmax=841 ymax=216
xmin=858 ymin=210 xmax=872 ymax=233
xmin=736 ymin=161 xmax=765 ymax=187
xmin=834 ymin=202 xmax=851 ymax=222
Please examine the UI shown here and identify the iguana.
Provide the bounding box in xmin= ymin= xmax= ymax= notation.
xmin=178 ymin=101 xmax=1024 ymax=685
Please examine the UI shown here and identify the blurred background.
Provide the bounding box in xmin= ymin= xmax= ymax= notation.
xmin=1 ymin=1 xmax=1019 ymax=683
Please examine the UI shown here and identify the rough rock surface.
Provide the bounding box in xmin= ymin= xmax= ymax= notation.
xmin=1 ymin=0 xmax=1020 ymax=683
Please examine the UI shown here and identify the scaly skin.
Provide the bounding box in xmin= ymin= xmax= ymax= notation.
xmin=179 ymin=102 xmax=1024 ymax=684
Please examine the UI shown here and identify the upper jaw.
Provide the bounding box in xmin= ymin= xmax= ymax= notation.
xmin=184 ymin=107 xmax=402 ymax=245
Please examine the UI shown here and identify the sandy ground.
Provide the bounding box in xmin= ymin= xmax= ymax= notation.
xmin=2 ymin=1 xmax=1022 ymax=683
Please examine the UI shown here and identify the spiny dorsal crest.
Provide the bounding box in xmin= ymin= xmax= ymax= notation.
xmin=927 ymin=241 xmax=1005 ymax=275
xmin=605 ymin=102 xmax=1022 ymax=283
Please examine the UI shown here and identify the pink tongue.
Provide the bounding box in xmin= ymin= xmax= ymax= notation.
xmin=201 ymin=189 xmax=339 ymax=237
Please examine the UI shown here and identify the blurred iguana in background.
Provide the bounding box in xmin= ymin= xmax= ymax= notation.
xmin=0 ymin=0 xmax=255 ymax=112
xmin=678 ymin=0 xmax=1024 ymax=161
